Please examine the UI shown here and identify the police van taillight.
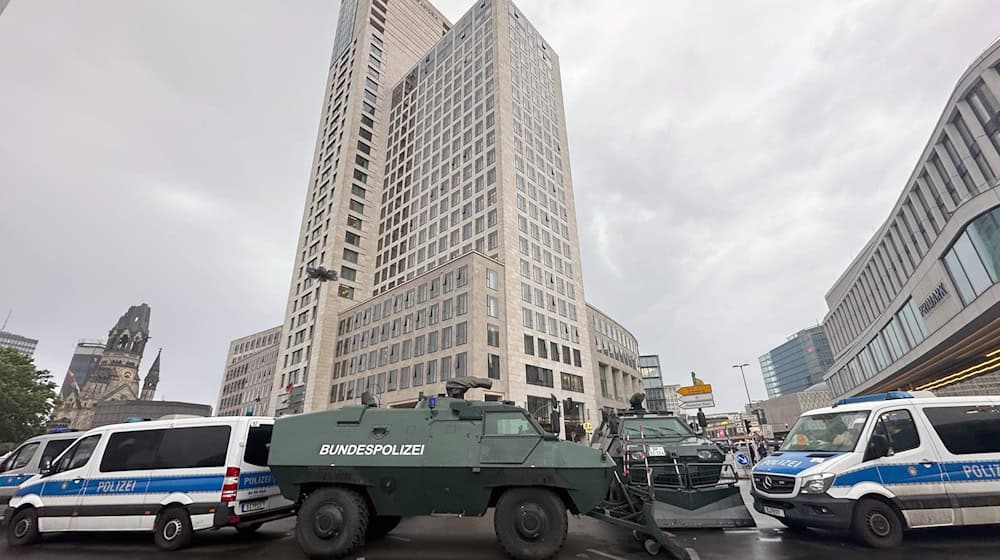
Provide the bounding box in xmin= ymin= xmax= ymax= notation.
xmin=221 ymin=466 xmax=240 ymax=503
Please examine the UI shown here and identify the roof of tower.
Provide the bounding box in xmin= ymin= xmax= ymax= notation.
xmin=112 ymin=303 xmax=151 ymax=333
xmin=146 ymin=348 xmax=161 ymax=378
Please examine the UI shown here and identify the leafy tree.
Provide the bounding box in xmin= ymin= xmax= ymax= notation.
xmin=0 ymin=347 xmax=58 ymax=446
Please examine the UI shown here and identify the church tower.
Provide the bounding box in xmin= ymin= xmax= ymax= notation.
xmin=52 ymin=303 xmax=152 ymax=429
xmin=141 ymin=349 xmax=160 ymax=400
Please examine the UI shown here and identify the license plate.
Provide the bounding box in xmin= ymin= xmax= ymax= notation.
xmin=241 ymin=499 xmax=267 ymax=513
xmin=763 ymin=506 xmax=785 ymax=518
xmin=647 ymin=446 xmax=666 ymax=457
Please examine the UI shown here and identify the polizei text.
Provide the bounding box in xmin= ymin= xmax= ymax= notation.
xmin=318 ymin=443 xmax=426 ymax=456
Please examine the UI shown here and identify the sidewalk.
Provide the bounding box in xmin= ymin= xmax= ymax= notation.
xmin=737 ymin=479 xmax=783 ymax=530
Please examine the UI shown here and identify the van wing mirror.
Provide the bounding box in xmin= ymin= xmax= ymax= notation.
xmin=39 ymin=457 xmax=53 ymax=476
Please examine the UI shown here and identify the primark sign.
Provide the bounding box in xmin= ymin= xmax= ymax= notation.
xmin=919 ymin=282 xmax=948 ymax=316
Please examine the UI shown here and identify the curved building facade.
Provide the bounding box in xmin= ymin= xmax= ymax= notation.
xmin=823 ymin=39 xmax=1000 ymax=398
xmin=586 ymin=304 xmax=642 ymax=410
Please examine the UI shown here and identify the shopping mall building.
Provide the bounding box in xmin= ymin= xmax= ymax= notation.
xmin=823 ymin=38 xmax=1000 ymax=398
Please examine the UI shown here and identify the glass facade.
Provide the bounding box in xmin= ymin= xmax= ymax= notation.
xmin=638 ymin=355 xmax=667 ymax=412
xmin=757 ymin=326 xmax=833 ymax=399
xmin=944 ymin=207 xmax=1000 ymax=305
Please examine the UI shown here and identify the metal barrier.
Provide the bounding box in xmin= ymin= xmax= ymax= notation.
xmin=628 ymin=461 xmax=739 ymax=491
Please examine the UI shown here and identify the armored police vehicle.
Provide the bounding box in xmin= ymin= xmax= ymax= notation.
xmin=5 ymin=416 xmax=292 ymax=550
xmin=752 ymin=392 xmax=1000 ymax=547
xmin=592 ymin=394 xmax=752 ymax=528
xmin=1 ymin=431 xmax=80 ymax=517
xmin=269 ymin=377 xmax=616 ymax=560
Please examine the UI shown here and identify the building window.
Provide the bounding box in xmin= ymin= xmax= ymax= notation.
xmin=487 ymin=354 xmax=501 ymax=380
xmin=896 ymin=298 xmax=927 ymax=348
xmin=487 ymin=268 xmax=498 ymax=290
xmin=560 ymin=371 xmax=585 ymax=393
xmin=340 ymin=266 xmax=358 ymax=282
xmin=943 ymin=207 xmax=1000 ymax=305
xmin=525 ymin=365 xmax=553 ymax=387
xmin=479 ymin=324 xmax=497 ymax=347
xmin=523 ymin=333 xmax=533 ymax=354
xmin=486 ymin=295 xmax=498 ymax=318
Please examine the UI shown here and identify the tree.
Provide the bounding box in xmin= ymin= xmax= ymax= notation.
xmin=0 ymin=347 xmax=58 ymax=447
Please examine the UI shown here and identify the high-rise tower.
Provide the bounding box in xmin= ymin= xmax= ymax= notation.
xmin=274 ymin=0 xmax=598 ymax=433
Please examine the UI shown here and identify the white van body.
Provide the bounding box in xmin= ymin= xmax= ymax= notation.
xmin=0 ymin=433 xmax=81 ymax=515
xmin=751 ymin=392 xmax=1000 ymax=546
xmin=4 ymin=416 xmax=293 ymax=549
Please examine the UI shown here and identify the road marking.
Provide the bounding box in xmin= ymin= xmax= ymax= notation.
xmin=686 ymin=548 xmax=701 ymax=560
xmin=758 ymin=536 xmax=782 ymax=542
xmin=387 ymin=535 xmax=412 ymax=542
xmin=586 ymin=548 xmax=627 ymax=560
xmin=724 ymin=529 xmax=758 ymax=534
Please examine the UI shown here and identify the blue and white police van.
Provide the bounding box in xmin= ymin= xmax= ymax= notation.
xmin=752 ymin=391 xmax=1000 ymax=547
xmin=1 ymin=431 xmax=81 ymax=517
xmin=3 ymin=416 xmax=293 ymax=550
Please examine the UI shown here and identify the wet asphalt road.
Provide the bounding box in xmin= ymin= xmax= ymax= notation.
xmin=4 ymin=513 xmax=1000 ymax=560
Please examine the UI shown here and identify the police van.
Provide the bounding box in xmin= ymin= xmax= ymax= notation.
xmin=751 ymin=392 xmax=1000 ymax=547
xmin=4 ymin=416 xmax=293 ymax=550
xmin=1 ymin=432 xmax=81 ymax=516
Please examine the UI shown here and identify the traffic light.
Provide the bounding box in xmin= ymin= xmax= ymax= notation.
xmin=743 ymin=419 xmax=752 ymax=433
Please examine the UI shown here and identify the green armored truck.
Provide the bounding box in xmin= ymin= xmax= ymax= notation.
xmin=268 ymin=377 xmax=615 ymax=560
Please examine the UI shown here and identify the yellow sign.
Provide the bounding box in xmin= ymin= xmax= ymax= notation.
xmin=583 ymin=422 xmax=593 ymax=433
xmin=677 ymin=384 xmax=713 ymax=396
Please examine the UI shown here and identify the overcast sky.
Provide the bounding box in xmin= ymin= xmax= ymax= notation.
xmin=1 ymin=1 xmax=998 ymax=413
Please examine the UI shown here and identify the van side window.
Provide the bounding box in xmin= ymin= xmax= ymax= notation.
xmin=41 ymin=439 xmax=76 ymax=465
xmin=877 ymin=410 xmax=920 ymax=453
xmin=8 ymin=442 xmax=40 ymax=470
xmin=924 ymin=405 xmax=1000 ymax=454
xmin=101 ymin=430 xmax=165 ymax=472
xmin=155 ymin=426 xmax=230 ymax=469
xmin=54 ymin=435 xmax=101 ymax=473
xmin=244 ymin=425 xmax=273 ymax=467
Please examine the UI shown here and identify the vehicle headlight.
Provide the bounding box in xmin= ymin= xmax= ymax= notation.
xmin=629 ymin=450 xmax=645 ymax=461
xmin=696 ymin=450 xmax=715 ymax=460
xmin=800 ymin=473 xmax=836 ymax=495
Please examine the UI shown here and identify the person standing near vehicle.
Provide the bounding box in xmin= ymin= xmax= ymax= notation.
xmin=757 ymin=439 xmax=767 ymax=460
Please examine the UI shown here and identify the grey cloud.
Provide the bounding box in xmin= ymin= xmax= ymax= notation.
xmin=1 ymin=0 xmax=998 ymax=412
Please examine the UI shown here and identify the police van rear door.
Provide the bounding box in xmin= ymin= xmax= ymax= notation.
xmin=236 ymin=419 xmax=292 ymax=515
xmin=920 ymin=400 xmax=1000 ymax=526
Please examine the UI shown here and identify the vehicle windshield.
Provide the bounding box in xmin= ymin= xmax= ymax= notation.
xmin=622 ymin=417 xmax=693 ymax=439
xmin=781 ymin=411 xmax=870 ymax=452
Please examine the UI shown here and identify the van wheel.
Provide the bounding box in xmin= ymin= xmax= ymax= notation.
xmin=852 ymin=499 xmax=903 ymax=548
xmin=295 ymin=487 xmax=369 ymax=559
xmin=154 ymin=506 xmax=194 ymax=551
xmin=494 ymin=488 xmax=567 ymax=560
xmin=367 ymin=515 xmax=401 ymax=540
xmin=7 ymin=507 xmax=41 ymax=546
xmin=236 ymin=522 xmax=263 ymax=535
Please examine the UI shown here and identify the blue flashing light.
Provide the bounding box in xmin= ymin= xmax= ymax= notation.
xmin=834 ymin=391 xmax=913 ymax=407
xmin=428 ymin=396 xmax=437 ymax=409
xmin=124 ymin=417 xmax=147 ymax=423
xmin=48 ymin=427 xmax=73 ymax=433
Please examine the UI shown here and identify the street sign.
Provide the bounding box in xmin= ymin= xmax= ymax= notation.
xmin=762 ymin=424 xmax=775 ymax=439
xmin=677 ymin=384 xmax=713 ymax=396
xmin=736 ymin=453 xmax=749 ymax=466
xmin=583 ymin=422 xmax=593 ymax=433
xmin=679 ymin=393 xmax=716 ymax=409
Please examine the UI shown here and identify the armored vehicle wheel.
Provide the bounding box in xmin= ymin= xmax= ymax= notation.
xmin=367 ymin=515 xmax=402 ymax=540
xmin=7 ymin=507 xmax=41 ymax=546
xmin=494 ymin=488 xmax=567 ymax=560
xmin=295 ymin=487 xmax=369 ymax=559
xmin=154 ymin=506 xmax=194 ymax=551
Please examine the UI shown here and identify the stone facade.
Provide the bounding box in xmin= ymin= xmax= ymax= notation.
xmin=90 ymin=400 xmax=212 ymax=428
xmin=754 ymin=387 xmax=834 ymax=434
xmin=217 ymin=326 xmax=282 ymax=416
xmin=273 ymin=0 xmax=603 ymax=433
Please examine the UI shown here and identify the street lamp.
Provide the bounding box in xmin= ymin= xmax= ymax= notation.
xmin=732 ymin=363 xmax=753 ymax=407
